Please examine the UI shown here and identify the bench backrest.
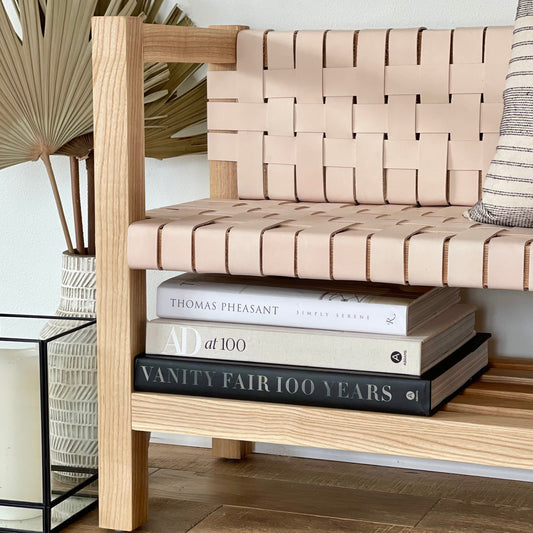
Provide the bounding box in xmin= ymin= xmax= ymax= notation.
xmin=207 ymin=27 xmax=512 ymax=206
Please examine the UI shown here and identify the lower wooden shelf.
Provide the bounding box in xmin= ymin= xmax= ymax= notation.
xmin=131 ymin=358 xmax=533 ymax=471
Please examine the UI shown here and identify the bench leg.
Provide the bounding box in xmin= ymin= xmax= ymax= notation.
xmin=212 ymin=438 xmax=253 ymax=459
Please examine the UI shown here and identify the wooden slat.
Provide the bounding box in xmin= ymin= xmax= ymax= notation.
xmin=143 ymin=25 xmax=239 ymax=63
xmin=462 ymin=381 xmax=533 ymax=401
xmin=481 ymin=368 xmax=533 ymax=386
xmin=92 ymin=16 xmax=149 ymax=531
xmin=445 ymin=395 xmax=533 ymax=419
xmin=490 ymin=356 xmax=533 ymax=371
xmin=132 ymin=393 xmax=533 ymax=470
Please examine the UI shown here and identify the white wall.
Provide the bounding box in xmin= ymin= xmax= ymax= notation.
xmin=2 ymin=0 xmax=531 ymax=479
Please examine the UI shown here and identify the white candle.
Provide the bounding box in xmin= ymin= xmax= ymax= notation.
xmin=0 ymin=344 xmax=42 ymax=521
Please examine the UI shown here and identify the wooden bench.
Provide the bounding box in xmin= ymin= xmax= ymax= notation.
xmin=92 ymin=18 xmax=533 ymax=531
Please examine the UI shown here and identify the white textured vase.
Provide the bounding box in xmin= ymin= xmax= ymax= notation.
xmin=41 ymin=252 xmax=97 ymax=483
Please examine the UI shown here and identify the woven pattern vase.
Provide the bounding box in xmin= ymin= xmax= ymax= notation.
xmin=41 ymin=252 xmax=97 ymax=483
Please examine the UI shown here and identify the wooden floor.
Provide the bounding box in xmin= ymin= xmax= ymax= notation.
xmin=66 ymin=443 xmax=533 ymax=533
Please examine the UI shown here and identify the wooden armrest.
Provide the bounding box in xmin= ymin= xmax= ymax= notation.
xmin=143 ymin=24 xmax=240 ymax=64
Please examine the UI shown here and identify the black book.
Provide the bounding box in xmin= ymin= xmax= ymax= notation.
xmin=134 ymin=333 xmax=490 ymax=416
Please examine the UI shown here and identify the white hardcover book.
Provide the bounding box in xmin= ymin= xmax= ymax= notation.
xmin=156 ymin=273 xmax=461 ymax=335
xmin=146 ymin=303 xmax=476 ymax=376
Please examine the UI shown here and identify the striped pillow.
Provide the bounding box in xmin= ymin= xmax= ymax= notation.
xmin=467 ymin=0 xmax=533 ymax=227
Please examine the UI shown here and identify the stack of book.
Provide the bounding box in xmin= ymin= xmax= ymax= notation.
xmin=134 ymin=273 xmax=490 ymax=416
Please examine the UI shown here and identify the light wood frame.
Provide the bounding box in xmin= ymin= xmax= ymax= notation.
xmin=93 ymin=17 xmax=533 ymax=531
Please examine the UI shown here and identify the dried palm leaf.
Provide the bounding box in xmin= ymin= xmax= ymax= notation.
xmin=0 ymin=0 xmax=207 ymax=253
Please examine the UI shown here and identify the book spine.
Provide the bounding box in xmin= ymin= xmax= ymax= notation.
xmin=146 ymin=320 xmax=423 ymax=375
xmin=156 ymin=284 xmax=408 ymax=335
xmin=134 ymin=355 xmax=431 ymax=416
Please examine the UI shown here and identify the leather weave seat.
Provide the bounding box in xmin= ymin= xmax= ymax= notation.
xmin=128 ymin=199 xmax=533 ymax=290
xmin=128 ymin=26 xmax=533 ymax=291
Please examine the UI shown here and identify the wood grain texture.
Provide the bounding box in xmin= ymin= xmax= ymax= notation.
xmin=464 ymin=381 xmax=533 ymax=401
xmin=132 ymin=394 xmax=533 ymax=470
xmin=147 ymin=443 xmax=533 ymax=508
xmin=92 ymin=16 xmax=149 ymax=531
xmin=148 ymin=469 xmax=437 ymax=527
xmin=416 ymin=498 xmax=533 ymax=533
xmin=63 ymin=444 xmax=533 ymax=533
xmin=445 ymin=395 xmax=533 ymax=418
xmin=63 ymin=497 xmax=218 ymax=533
xmin=143 ymin=25 xmax=240 ymax=63
xmin=212 ymin=438 xmax=253 ymax=459
xmin=490 ymin=357 xmax=533 ymax=371
xmin=481 ymin=368 xmax=533 ymax=386
xmin=188 ymin=506 xmax=408 ymax=533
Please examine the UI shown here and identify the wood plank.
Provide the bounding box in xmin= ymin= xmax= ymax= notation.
xmin=444 ymin=395 xmax=533 ymax=419
xmin=92 ymin=16 xmax=148 ymax=531
xmin=461 ymin=381 xmax=533 ymax=401
xmin=490 ymin=357 xmax=533 ymax=371
xmin=212 ymin=438 xmax=253 ymax=459
xmin=481 ymin=368 xmax=533 ymax=386
xmin=132 ymin=394 xmax=533 ymax=470
xmin=188 ymin=506 xmax=411 ymax=533
xmin=147 ymin=443 xmax=533 ymax=508
xmin=63 ymin=497 xmax=219 ymax=533
xmin=148 ymin=469 xmax=437 ymax=527
xmin=209 ymin=160 xmax=238 ymax=199
xmin=143 ymin=25 xmax=240 ymax=63
xmin=416 ymin=498 xmax=533 ymax=532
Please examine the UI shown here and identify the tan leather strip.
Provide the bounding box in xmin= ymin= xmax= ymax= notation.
xmin=295 ymin=132 xmax=326 ymax=201
xmin=447 ymin=226 xmax=504 ymax=288
xmin=127 ymin=218 xmax=172 ymax=270
xmin=159 ymin=215 xmax=227 ymax=271
xmin=228 ymin=218 xmax=291 ymax=275
xmin=208 ymin=101 xmax=267 ymax=131
xmin=417 ymin=133 xmax=449 ymax=205
xmin=325 ymin=167 xmax=356 ymax=203
xmin=265 ymin=30 xmax=297 ymax=202
xmin=331 ymin=228 xmax=373 ymax=281
xmin=487 ymin=236 xmax=532 ymax=291
xmin=208 ymin=132 xmax=238 ymax=161
xmin=483 ymin=26 xmax=513 ymax=103
xmin=355 ymin=30 xmax=387 ymax=104
xmin=295 ymin=31 xmax=326 ymax=104
xmin=420 ymin=30 xmax=451 ymax=104
xmin=236 ymin=30 xmax=266 ymax=103
xmin=267 ymin=99 xmax=295 ymax=136
xmin=267 ymin=164 xmax=296 ymax=200
xmin=207 ymin=70 xmax=236 ymax=100
xmin=449 ymin=170 xmax=480 ymax=207
xmin=407 ymin=231 xmax=456 ymax=286
xmin=369 ymin=224 xmax=430 ymax=284
xmin=237 ymin=131 xmax=265 ymax=199
xmin=324 ymin=30 xmax=355 ymax=204
xmin=297 ymin=221 xmax=357 ymax=279
xmin=261 ymin=226 xmax=298 ymax=277
xmin=194 ymin=224 xmax=230 ymax=274
xmin=386 ymin=27 xmax=417 ymax=205
xmin=355 ymin=134 xmax=385 ymax=204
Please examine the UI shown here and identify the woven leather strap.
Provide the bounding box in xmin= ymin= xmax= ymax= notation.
xmin=208 ymin=27 xmax=512 ymax=206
